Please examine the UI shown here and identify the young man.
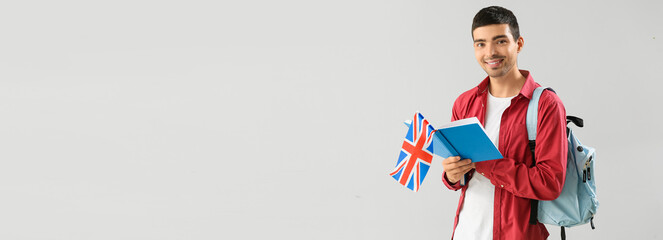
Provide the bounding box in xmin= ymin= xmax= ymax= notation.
xmin=441 ymin=6 xmax=568 ymax=240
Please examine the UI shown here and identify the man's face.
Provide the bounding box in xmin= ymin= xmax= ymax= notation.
xmin=472 ymin=24 xmax=523 ymax=78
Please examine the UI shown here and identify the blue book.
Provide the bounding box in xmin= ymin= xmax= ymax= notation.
xmin=431 ymin=117 xmax=503 ymax=162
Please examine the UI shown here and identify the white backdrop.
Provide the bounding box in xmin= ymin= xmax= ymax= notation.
xmin=1 ymin=0 xmax=661 ymax=239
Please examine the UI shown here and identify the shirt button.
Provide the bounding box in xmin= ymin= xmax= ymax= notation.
xmin=500 ymin=185 xmax=504 ymax=188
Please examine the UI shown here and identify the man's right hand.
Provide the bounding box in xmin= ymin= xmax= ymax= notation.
xmin=442 ymin=156 xmax=475 ymax=184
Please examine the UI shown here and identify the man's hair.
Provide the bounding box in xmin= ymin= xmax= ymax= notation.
xmin=472 ymin=6 xmax=520 ymax=40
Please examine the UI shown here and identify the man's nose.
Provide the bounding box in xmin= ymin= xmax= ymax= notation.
xmin=487 ymin=44 xmax=497 ymax=56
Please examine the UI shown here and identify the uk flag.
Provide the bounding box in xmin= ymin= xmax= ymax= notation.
xmin=390 ymin=112 xmax=436 ymax=192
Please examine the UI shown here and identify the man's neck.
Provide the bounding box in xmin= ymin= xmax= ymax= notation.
xmin=488 ymin=68 xmax=526 ymax=98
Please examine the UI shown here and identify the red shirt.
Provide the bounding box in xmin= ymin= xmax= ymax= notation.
xmin=443 ymin=70 xmax=568 ymax=240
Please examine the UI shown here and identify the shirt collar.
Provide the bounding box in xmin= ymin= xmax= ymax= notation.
xmin=476 ymin=69 xmax=538 ymax=99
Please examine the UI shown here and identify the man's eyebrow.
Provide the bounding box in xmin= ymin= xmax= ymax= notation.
xmin=474 ymin=35 xmax=509 ymax=43
xmin=492 ymin=35 xmax=508 ymax=40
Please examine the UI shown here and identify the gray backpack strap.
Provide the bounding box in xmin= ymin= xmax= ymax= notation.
xmin=526 ymin=86 xmax=547 ymax=225
xmin=526 ymin=87 xmax=547 ymax=141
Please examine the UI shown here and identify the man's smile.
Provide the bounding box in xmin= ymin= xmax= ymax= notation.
xmin=485 ymin=59 xmax=504 ymax=67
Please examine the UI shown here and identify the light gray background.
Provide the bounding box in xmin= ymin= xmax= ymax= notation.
xmin=0 ymin=0 xmax=661 ymax=239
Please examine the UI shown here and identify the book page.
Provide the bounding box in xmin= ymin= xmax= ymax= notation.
xmin=439 ymin=117 xmax=490 ymax=141
xmin=440 ymin=117 xmax=480 ymax=129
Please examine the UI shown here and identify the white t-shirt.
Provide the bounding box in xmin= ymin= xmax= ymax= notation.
xmin=453 ymin=91 xmax=515 ymax=240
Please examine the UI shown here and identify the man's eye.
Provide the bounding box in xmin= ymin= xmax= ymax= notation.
xmin=498 ymin=40 xmax=507 ymax=44
xmin=476 ymin=43 xmax=485 ymax=47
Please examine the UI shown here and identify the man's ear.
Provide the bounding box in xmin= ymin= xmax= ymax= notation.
xmin=517 ymin=36 xmax=524 ymax=53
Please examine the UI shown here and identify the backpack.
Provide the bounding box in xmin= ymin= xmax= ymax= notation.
xmin=526 ymin=87 xmax=598 ymax=239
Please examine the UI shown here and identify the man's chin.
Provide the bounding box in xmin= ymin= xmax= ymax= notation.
xmin=483 ymin=68 xmax=507 ymax=78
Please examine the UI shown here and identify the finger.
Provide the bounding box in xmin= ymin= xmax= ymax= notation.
xmin=449 ymin=159 xmax=472 ymax=169
xmin=460 ymin=164 xmax=475 ymax=174
xmin=442 ymin=156 xmax=461 ymax=164
xmin=442 ymin=157 xmax=458 ymax=168
xmin=443 ymin=162 xmax=466 ymax=172
xmin=449 ymin=163 xmax=475 ymax=175
xmin=448 ymin=164 xmax=471 ymax=175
